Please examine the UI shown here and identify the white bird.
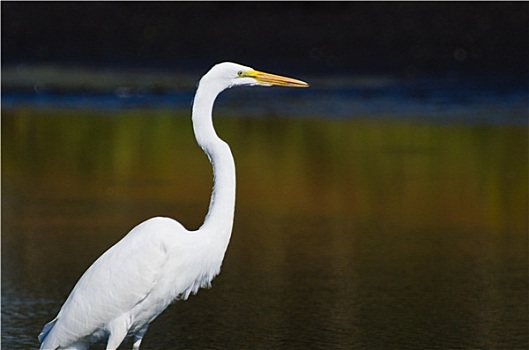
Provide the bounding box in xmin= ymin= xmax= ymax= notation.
xmin=38 ymin=62 xmax=308 ymax=350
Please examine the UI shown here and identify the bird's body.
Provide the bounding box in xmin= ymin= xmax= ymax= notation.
xmin=39 ymin=217 xmax=227 ymax=350
xmin=38 ymin=62 xmax=307 ymax=350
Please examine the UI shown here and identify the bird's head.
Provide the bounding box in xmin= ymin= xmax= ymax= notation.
xmin=203 ymin=62 xmax=309 ymax=89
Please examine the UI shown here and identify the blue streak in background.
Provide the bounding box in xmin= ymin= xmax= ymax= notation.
xmin=2 ymin=75 xmax=527 ymax=126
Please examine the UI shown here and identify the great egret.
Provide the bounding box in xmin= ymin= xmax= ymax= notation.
xmin=38 ymin=62 xmax=308 ymax=350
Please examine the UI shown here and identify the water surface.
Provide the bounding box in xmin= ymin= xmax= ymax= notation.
xmin=2 ymin=78 xmax=528 ymax=349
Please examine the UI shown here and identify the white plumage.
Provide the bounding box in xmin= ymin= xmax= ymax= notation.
xmin=38 ymin=62 xmax=308 ymax=350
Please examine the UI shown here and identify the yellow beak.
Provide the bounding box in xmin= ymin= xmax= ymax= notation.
xmin=246 ymin=70 xmax=309 ymax=88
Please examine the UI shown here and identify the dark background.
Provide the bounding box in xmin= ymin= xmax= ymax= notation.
xmin=2 ymin=2 xmax=528 ymax=76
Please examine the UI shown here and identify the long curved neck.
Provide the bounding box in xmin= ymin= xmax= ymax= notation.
xmin=192 ymin=80 xmax=236 ymax=238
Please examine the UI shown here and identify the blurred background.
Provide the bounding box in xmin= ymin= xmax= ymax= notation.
xmin=2 ymin=2 xmax=528 ymax=349
xmin=2 ymin=2 xmax=528 ymax=74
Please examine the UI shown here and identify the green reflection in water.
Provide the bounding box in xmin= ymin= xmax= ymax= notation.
xmin=5 ymin=108 xmax=526 ymax=231
xmin=2 ymin=108 xmax=527 ymax=349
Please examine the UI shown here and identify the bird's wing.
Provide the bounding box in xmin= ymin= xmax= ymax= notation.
xmin=42 ymin=217 xmax=187 ymax=347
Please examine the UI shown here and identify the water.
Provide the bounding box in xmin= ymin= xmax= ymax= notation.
xmin=2 ymin=73 xmax=528 ymax=349
xmin=2 ymin=65 xmax=527 ymax=124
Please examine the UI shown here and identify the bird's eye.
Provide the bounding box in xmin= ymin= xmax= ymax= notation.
xmin=237 ymin=71 xmax=244 ymax=77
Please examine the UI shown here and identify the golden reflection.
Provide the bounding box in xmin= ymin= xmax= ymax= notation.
xmin=3 ymin=109 xmax=527 ymax=234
